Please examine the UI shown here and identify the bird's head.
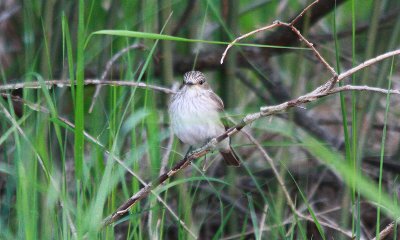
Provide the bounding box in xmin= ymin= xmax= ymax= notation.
xmin=183 ymin=71 xmax=207 ymax=87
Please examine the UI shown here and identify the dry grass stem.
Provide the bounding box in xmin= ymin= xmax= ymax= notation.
xmin=371 ymin=219 xmax=400 ymax=240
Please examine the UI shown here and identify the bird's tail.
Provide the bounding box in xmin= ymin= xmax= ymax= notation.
xmin=220 ymin=147 xmax=240 ymax=167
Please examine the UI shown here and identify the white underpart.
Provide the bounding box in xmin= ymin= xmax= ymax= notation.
xmin=169 ymin=86 xmax=229 ymax=150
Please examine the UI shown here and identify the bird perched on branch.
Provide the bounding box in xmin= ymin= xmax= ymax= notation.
xmin=169 ymin=71 xmax=240 ymax=166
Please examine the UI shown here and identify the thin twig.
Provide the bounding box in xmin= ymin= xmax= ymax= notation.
xmin=236 ymin=122 xmax=352 ymax=238
xmin=372 ymin=219 xmax=399 ymax=240
xmin=328 ymin=85 xmax=400 ymax=95
xmin=278 ymin=20 xmax=337 ymax=77
xmin=89 ymin=43 xmax=146 ymax=113
xmin=220 ymin=22 xmax=280 ymax=64
xmin=289 ymin=0 xmax=320 ymax=26
xmin=0 ymin=79 xmax=175 ymax=94
xmin=221 ymin=17 xmax=337 ymax=77
xmin=296 ymin=212 xmax=353 ymax=237
xmin=337 ymin=49 xmax=400 ymax=82
xmin=220 ymin=0 xmax=332 ymax=74
xmin=239 ymin=127 xmax=296 ymax=211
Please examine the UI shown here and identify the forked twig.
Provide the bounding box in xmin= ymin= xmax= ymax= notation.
xmin=220 ymin=22 xmax=280 ymax=64
xmin=221 ymin=0 xmax=337 ymax=78
xmin=101 ymin=48 xmax=399 ymax=226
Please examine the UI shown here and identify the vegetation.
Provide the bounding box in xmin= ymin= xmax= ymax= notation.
xmin=0 ymin=0 xmax=399 ymax=239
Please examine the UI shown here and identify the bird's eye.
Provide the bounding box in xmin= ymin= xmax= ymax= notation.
xmin=199 ymin=80 xmax=205 ymax=85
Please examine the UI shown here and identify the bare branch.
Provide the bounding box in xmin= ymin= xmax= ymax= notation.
xmin=102 ymin=75 xmax=400 ymax=227
xmin=221 ymin=17 xmax=337 ymax=77
xmin=337 ymin=49 xmax=400 ymax=82
xmin=220 ymin=0 xmax=337 ymax=79
xmin=220 ymin=22 xmax=280 ymax=64
xmin=328 ymin=85 xmax=400 ymax=95
xmin=278 ymin=21 xmax=337 ymax=77
xmin=0 ymin=79 xmax=175 ymax=95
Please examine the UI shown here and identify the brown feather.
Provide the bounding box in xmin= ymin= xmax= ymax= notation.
xmin=208 ymin=90 xmax=224 ymax=112
xmin=220 ymin=148 xmax=240 ymax=167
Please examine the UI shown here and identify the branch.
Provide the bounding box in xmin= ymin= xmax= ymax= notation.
xmin=337 ymin=49 xmax=400 ymax=81
xmin=169 ymin=0 xmax=347 ymax=74
xmin=102 ymin=48 xmax=400 ymax=226
xmin=0 ymin=79 xmax=175 ymax=95
xmin=221 ymin=0 xmax=337 ymax=78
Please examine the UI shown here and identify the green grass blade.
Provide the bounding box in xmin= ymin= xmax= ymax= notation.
xmin=375 ymin=56 xmax=395 ymax=239
xmin=303 ymin=135 xmax=400 ymax=220
xmin=61 ymin=13 xmax=76 ymax=105
xmin=288 ymin=171 xmax=326 ymax=240
xmin=74 ymin=0 xmax=85 ymax=182
xmin=88 ymin=30 xmax=309 ymax=50
xmin=247 ymin=194 xmax=260 ymax=240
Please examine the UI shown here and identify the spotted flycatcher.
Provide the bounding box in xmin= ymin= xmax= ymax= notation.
xmin=169 ymin=71 xmax=240 ymax=166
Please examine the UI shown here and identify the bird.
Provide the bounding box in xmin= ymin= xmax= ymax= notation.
xmin=168 ymin=71 xmax=240 ymax=166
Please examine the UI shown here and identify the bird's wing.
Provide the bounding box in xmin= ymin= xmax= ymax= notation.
xmin=208 ymin=90 xmax=231 ymax=131
xmin=208 ymin=90 xmax=224 ymax=112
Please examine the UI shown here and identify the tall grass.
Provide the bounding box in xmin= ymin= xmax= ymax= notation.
xmin=0 ymin=0 xmax=399 ymax=239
